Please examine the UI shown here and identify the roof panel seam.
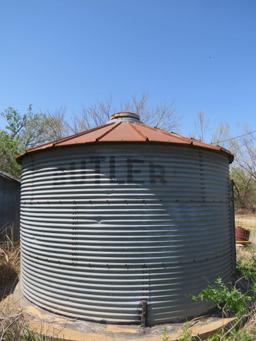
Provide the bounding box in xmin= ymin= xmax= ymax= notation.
xmin=129 ymin=123 xmax=147 ymax=140
xmin=96 ymin=122 xmax=122 ymax=141
xmin=152 ymin=126 xmax=191 ymax=143
xmin=56 ymin=122 xmax=115 ymax=145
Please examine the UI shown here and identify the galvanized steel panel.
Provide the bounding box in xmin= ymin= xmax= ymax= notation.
xmin=20 ymin=144 xmax=234 ymax=325
xmin=0 ymin=173 xmax=20 ymax=240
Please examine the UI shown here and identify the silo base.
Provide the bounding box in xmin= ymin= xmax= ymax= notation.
xmin=9 ymin=283 xmax=235 ymax=341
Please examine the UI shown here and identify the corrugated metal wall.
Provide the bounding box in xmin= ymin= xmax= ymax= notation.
xmin=20 ymin=144 xmax=235 ymax=325
xmin=0 ymin=173 xmax=20 ymax=240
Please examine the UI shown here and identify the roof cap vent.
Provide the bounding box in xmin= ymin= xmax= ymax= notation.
xmin=110 ymin=112 xmax=141 ymax=123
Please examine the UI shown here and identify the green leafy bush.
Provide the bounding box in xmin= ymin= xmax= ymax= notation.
xmin=192 ymin=277 xmax=252 ymax=317
xmin=208 ymin=329 xmax=253 ymax=341
xmin=237 ymin=256 xmax=256 ymax=290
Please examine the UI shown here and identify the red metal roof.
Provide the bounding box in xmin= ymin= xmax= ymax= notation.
xmin=17 ymin=113 xmax=234 ymax=162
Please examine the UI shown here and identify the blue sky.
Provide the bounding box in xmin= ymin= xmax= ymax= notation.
xmin=0 ymin=0 xmax=255 ymax=138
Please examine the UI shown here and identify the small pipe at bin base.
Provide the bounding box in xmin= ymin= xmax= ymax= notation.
xmin=139 ymin=300 xmax=148 ymax=328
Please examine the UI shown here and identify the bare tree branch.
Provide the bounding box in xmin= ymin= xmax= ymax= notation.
xmin=71 ymin=95 xmax=178 ymax=133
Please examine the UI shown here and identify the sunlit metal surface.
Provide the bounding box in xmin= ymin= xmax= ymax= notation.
xmin=20 ymin=144 xmax=234 ymax=325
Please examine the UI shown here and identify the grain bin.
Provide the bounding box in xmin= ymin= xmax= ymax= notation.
xmin=0 ymin=171 xmax=20 ymax=240
xmin=17 ymin=112 xmax=235 ymax=326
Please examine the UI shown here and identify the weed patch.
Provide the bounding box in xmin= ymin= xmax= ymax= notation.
xmin=192 ymin=277 xmax=252 ymax=318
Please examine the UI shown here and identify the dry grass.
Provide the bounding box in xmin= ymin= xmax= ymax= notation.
xmin=235 ymin=214 xmax=256 ymax=244
xmin=0 ymin=238 xmax=19 ymax=300
xmin=0 ymin=238 xmax=22 ymax=340
xmin=236 ymin=213 xmax=256 ymax=280
xmin=0 ymin=239 xmax=66 ymax=340
xmin=229 ymin=214 xmax=256 ymax=340
xmin=0 ymin=239 xmax=57 ymax=340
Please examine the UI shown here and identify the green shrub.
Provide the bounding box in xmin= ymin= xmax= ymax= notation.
xmin=237 ymin=257 xmax=256 ymax=290
xmin=208 ymin=327 xmax=255 ymax=341
xmin=192 ymin=277 xmax=252 ymax=317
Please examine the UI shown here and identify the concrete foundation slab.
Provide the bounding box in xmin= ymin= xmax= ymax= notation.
xmin=3 ymin=283 xmax=236 ymax=341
